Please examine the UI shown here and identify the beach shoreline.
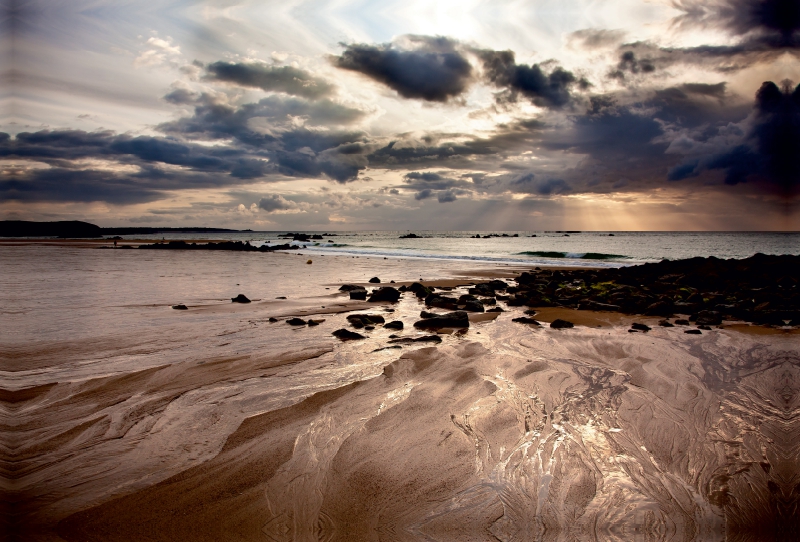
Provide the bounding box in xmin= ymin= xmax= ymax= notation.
xmin=2 ymin=244 xmax=798 ymax=541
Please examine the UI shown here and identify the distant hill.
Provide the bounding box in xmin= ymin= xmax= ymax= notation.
xmin=0 ymin=220 xmax=103 ymax=238
xmin=0 ymin=221 xmax=246 ymax=238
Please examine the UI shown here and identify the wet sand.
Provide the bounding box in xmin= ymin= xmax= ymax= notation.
xmin=2 ymin=245 xmax=798 ymax=541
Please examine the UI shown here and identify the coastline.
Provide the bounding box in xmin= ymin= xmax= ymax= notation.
xmin=2 ymin=243 xmax=799 ymax=540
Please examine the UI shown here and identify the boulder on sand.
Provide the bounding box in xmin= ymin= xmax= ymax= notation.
xmin=332 ymin=328 xmax=366 ymax=340
xmin=350 ymin=290 xmax=367 ymax=300
xmin=512 ymin=317 xmax=540 ymax=325
xmin=550 ymin=319 xmax=574 ymax=329
xmin=413 ymin=311 xmax=469 ymax=329
xmin=368 ymin=287 xmax=401 ymax=302
xmin=388 ymin=335 xmax=442 ymax=344
xmin=384 ymin=321 xmax=404 ymax=330
xmin=172 ymin=304 xmax=188 ymax=310
xmin=339 ymin=284 xmax=364 ymax=291
xmin=231 ymin=294 xmax=251 ymax=303
xmin=369 ymin=277 xmax=381 ymax=283
xmin=286 ymin=318 xmax=307 ymax=326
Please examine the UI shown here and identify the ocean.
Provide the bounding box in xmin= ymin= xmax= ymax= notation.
xmin=117 ymin=230 xmax=799 ymax=267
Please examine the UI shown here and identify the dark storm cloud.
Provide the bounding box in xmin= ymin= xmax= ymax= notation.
xmin=543 ymin=98 xmax=666 ymax=160
xmin=508 ymin=172 xmax=571 ymax=195
xmin=333 ymin=36 xmax=473 ymax=102
xmin=614 ymin=0 xmax=800 ymax=75
xmin=437 ymin=190 xmax=457 ymax=203
xmin=0 ymin=161 xmax=251 ymax=204
xmin=608 ymin=51 xmax=655 ymax=80
xmin=402 ymin=171 xmax=472 ymax=190
xmin=157 ymin=93 xmax=371 ymax=183
xmin=414 ymin=188 xmax=433 ymax=200
xmin=258 ymin=194 xmax=298 ymax=212
xmin=163 ymin=87 xmax=200 ymax=105
xmin=204 ymin=62 xmax=335 ymax=100
xmin=673 ymin=0 xmax=800 ymax=47
xmin=668 ymin=81 xmax=800 ymax=192
xmin=477 ymin=49 xmax=581 ymax=108
xmin=159 ymin=93 xmax=365 ymax=143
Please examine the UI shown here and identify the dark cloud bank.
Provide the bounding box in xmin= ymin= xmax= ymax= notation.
xmin=332 ymin=36 xmax=583 ymax=108
xmin=2 ymin=19 xmax=799 ymax=206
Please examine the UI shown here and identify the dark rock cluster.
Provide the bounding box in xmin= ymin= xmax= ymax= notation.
xmin=505 ymin=254 xmax=799 ymax=326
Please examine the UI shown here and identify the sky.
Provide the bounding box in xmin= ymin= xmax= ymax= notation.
xmin=1 ymin=0 xmax=799 ymax=230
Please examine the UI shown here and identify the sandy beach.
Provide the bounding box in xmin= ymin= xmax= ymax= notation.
xmin=2 ymin=243 xmax=798 ymax=541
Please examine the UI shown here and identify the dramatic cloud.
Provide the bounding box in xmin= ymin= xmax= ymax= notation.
xmin=508 ymin=172 xmax=571 ymax=195
xmin=437 ymin=190 xmax=457 ymax=203
xmin=158 ymin=93 xmax=371 ymax=183
xmin=668 ymin=81 xmax=800 ymax=192
xmin=568 ymin=28 xmax=627 ymax=49
xmin=333 ymin=37 xmax=473 ymax=102
xmin=673 ymin=0 xmax=800 ymax=47
xmin=609 ymin=51 xmax=655 ymax=80
xmin=477 ymin=49 xmax=582 ymax=108
xmin=204 ymin=62 xmax=335 ymax=100
xmin=258 ymin=194 xmax=298 ymax=212
xmin=414 ymin=188 xmax=433 ymax=200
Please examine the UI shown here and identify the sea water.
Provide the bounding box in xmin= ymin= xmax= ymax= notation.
xmin=120 ymin=231 xmax=799 ymax=267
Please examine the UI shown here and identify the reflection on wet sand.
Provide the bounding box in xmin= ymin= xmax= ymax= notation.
xmin=2 ymin=246 xmax=798 ymax=541
xmin=54 ymin=328 xmax=798 ymax=542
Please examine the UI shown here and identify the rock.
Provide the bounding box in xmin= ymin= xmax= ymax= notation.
xmin=306 ymin=260 xmax=312 ymax=264
xmin=384 ymin=321 xmax=404 ymax=330
xmin=684 ymin=329 xmax=702 ymax=334
xmin=365 ymin=325 xmax=375 ymax=331
xmin=487 ymin=307 xmax=504 ymax=312
xmin=268 ymin=317 xmax=278 ymax=323
xmin=372 ymin=346 xmax=403 ymax=352
xmin=388 ymin=335 xmax=442 ymax=344
xmin=674 ymin=319 xmax=690 ymax=325
xmin=631 ymin=322 xmax=651 ymax=332
xmin=460 ymin=300 xmax=485 ymax=313
xmin=332 ymin=328 xmax=366 ymax=340
xmin=512 ymin=317 xmax=540 ymax=325
xmin=350 ymin=290 xmax=367 ymax=300
xmin=408 ymin=282 xmax=435 ymax=298
xmin=172 ymin=304 xmax=188 ymax=310
xmin=425 ymin=294 xmax=459 ymax=310
xmin=420 ymin=311 xmax=438 ymax=319
xmin=347 ymin=314 xmax=385 ymax=327
xmin=697 ymin=325 xmax=712 ymax=330
xmin=399 ymin=233 xmax=420 ymax=239
xmin=339 ymin=284 xmax=365 ymax=291
xmin=658 ymin=320 xmax=674 ymax=327
xmin=311 ymin=234 xmax=323 ymax=240
xmin=413 ymin=311 xmax=470 ymax=329
xmin=550 ymin=319 xmax=574 ymax=329
xmin=286 ymin=318 xmax=307 ymax=326
xmin=368 ymin=287 xmax=401 ymax=302
xmin=524 ymin=309 xmax=537 ymax=316
xmin=231 ymin=294 xmax=251 ymax=303
xmin=694 ymin=310 xmax=723 ymax=326
xmin=369 ymin=277 xmax=381 ymax=283
xmin=307 ymin=319 xmax=325 ymax=326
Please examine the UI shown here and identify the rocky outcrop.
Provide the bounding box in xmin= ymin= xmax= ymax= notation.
xmin=368 ymin=287 xmax=400 ymax=302
xmin=413 ymin=311 xmax=469 ymax=329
